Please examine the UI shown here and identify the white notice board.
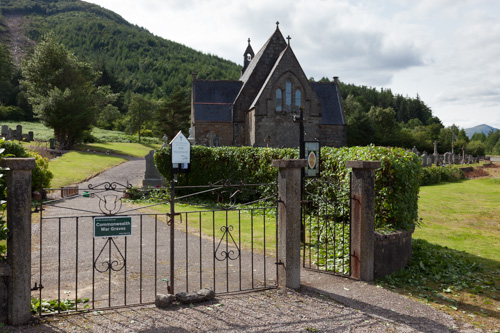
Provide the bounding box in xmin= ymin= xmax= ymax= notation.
xmin=170 ymin=131 xmax=191 ymax=164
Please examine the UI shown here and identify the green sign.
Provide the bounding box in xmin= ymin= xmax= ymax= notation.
xmin=94 ymin=216 xmax=132 ymax=238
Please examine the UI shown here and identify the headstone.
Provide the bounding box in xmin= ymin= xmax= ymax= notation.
xmin=421 ymin=153 xmax=428 ymax=167
xmin=412 ymin=146 xmax=418 ymax=155
xmin=1 ymin=125 xmax=7 ymax=137
xmin=142 ymin=150 xmax=167 ymax=187
xmin=16 ymin=125 xmax=22 ymax=141
xmin=7 ymin=129 xmax=13 ymax=140
xmin=161 ymin=134 xmax=168 ymax=148
xmin=28 ymin=131 xmax=34 ymax=142
xmin=444 ymin=152 xmax=451 ymax=164
xmin=433 ymin=141 xmax=438 ymax=155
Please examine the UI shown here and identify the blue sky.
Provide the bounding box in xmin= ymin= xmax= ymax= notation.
xmin=85 ymin=0 xmax=500 ymax=129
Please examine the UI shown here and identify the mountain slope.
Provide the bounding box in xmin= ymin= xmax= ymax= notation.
xmin=465 ymin=124 xmax=499 ymax=138
xmin=0 ymin=0 xmax=241 ymax=99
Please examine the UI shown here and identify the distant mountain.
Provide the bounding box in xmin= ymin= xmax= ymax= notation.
xmin=465 ymin=124 xmax=499 ymax=138
xmin=0 ymin=0 xmax=241 ymax=100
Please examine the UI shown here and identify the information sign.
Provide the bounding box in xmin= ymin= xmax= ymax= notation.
xmin=171 ymin=131 xmax=191 ymax=164
xmin=94 ymin=216 xmax=132 ymax=238
xmin=304 ymin=141 xmax=320 ymax=177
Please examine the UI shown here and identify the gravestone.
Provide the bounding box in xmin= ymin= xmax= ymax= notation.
xmin=16 ymin=125 xmax=22 ymax=141
xmin=433 ymin=141 xmax=438 ymax=155
xmin=1 ymin=125 xmax=7 ymax=137
xmin=28 ymin=132 xmax=34 ymax=142
xmin=7 ymin=129 xmax=13 ymax=140
xmin=444 ymin=152 xmax=451 ymax=164
xmin=421 ymin=153 xmax=428 ymax=167
xmin=142 ymin=150 xmax=167 ymax=187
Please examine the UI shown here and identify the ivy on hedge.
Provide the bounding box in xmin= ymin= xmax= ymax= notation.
xmin=154 ymin=145 xmax=421 ymax=231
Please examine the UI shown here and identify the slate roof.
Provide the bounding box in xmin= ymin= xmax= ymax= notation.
xmin=311 ymin=83 xmax=346 ymax=125
xmin=193 ymin=80 xmax=243 ymax=122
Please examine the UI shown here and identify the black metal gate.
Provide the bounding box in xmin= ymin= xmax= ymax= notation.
xmin=301 ymin=175 xmax=351 ymax=276
xmin=31 ymin=179 xmax=278 ymax=315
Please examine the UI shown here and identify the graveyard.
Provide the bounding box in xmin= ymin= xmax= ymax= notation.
xmin=0 ymin=123 xmax=497 ymax=330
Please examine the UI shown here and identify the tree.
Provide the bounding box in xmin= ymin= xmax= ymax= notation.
xmin=154 ymin=88 xmax=190 ymax=140
xmin=125 ymin=94 xmax=154 ymax=143
xmin=0 ymin=45 xmax=14 ymax=105
xmin=21 ymin=33 xmax=116 ymax=149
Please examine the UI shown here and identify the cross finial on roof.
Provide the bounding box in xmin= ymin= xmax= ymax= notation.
xmin=248 ymin=38 xmax=251 ymax=44
xmin=276 ymin=21 xmax=279 ymax=28
xmin=287 ymin=35 xmax=291 ymax=46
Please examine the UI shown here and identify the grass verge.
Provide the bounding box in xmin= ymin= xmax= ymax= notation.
xmin=49 ymin=151 xmax=126 ymax=188
xmin=75 ymin=142 xmax=160 ymax=158
xmin=379 ymin=165 xmax=500 ymax=331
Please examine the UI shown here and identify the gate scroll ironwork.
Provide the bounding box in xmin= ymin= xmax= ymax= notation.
xmin=301 ymin=175 xmax=351 ymax=276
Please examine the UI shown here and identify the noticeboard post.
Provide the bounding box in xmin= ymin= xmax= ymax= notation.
xmin=304 ymin=141 xmax=321 ymax=177
xmin=170 ymin=131 xmax=191 ymax=174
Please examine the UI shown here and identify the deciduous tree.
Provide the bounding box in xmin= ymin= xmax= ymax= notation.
xmin=21 ymin=33 xmax=116 ymax=149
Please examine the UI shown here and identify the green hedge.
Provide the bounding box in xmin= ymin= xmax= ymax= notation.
xmin=0 ymin=141 xmax=53 ymax=198
xmin=419 ymin=165 xmax=464 ymax=186
xmin=154 ymin=145 xmax=420 ymax=231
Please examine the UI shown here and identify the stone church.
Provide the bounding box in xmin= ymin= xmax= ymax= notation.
xmin=190 ymin=24 xmax=346 ymax=148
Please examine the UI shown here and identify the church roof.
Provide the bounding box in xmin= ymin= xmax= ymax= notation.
xmin=311 ymin=82 xmax=346 ymax=125
xmin=193 ymin=80 xmax=243 ymax=121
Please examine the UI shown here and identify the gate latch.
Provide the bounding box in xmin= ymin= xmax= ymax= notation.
xmin=31 ymin=282 xmax=44 ymax=291
xmin=275 ymin=260 xmax=284 ymax=266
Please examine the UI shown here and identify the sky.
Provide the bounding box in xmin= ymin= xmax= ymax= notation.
xmin=85 ymin=0 xmax=500 ymax=130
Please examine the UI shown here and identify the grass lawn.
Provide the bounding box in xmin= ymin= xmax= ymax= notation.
xmin=49 ymin=151 xmax=126 ymax=188
xmin=75 ymin=142 xmax=161 ymax=158
xmin=387 ymin=164 xmax=500 ymax=331
xmin=415 ymin=177 xmax=500 ymax=266
xmin=127 ymin=200 xmax=277 ymax=256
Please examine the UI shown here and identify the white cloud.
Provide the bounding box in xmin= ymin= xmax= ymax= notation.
xmin=85 ymin=0 xmax=500 ymax=129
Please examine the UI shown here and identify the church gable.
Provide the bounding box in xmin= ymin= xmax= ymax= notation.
xmin=190 ymin=25 xmax=347 ymax=148
xmin=251 ymin=46 xmax=322 ymax=119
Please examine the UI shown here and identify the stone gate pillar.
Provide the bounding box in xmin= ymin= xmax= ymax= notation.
xmin=347 ymin=160 xmax=381 ymax=282
xmin=0 ymin=158 xmax=36 ymax=325
xmin=272 ymin=159 xmax=307 ymax=289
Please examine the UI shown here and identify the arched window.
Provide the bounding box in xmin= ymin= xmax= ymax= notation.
xmin=285 ymin=81 xmax=292 ymax=112
xmin=275 ymin=89 xmax=282 ymax=112
xmin=295 ymin=89 xmax=301 ymax=111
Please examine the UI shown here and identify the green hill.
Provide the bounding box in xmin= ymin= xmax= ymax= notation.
xmin=0 ymin=0 xmax=241 ymax=100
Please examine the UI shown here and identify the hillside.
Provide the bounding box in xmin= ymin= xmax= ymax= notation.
xmin=465 ymin=124 xmax=499 ymax=138
xmin=0 ymin=0 xmax=241 ymax=99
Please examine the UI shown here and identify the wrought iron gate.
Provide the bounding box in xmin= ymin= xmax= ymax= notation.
xmin=301 ymin=175 xmax=351 ymax=276
xmin=32 ymin=179 xmax=278 ymax=315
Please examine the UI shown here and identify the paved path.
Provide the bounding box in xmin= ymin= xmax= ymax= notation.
xmin=25 ymin=158 xmax=481 ymax=332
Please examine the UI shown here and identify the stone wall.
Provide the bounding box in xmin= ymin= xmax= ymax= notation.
xmin=193 ymin=122 xmax=233 ymax=146
xmin=373 ymin=230 xmax=413 ymax=279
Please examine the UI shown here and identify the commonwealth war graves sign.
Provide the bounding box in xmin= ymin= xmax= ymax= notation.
xmin=94 ymin=216 xmax=132 ymax=238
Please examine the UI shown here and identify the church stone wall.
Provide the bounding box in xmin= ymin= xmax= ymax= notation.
xmin=320 ymin=124 xmax=347 ymax=148
xmin=194 ymin=122 xmax=233 ymax=146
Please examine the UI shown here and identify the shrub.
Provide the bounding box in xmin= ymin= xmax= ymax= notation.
xmin=420 ymin=166 xmax=464 ymax=186
xmin=155 ymin=145 xmax=421 ymax=231
xmin=0 ymin=141 xmax=53 ymax=198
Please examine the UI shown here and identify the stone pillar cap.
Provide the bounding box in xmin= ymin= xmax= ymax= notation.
xmin=0 ymin=158 xmax=36 ymax=170
xmin=272 ymin=159 xmax=307 ymax=168
xmin=346 ymin=160 xmax=381 ymax=169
